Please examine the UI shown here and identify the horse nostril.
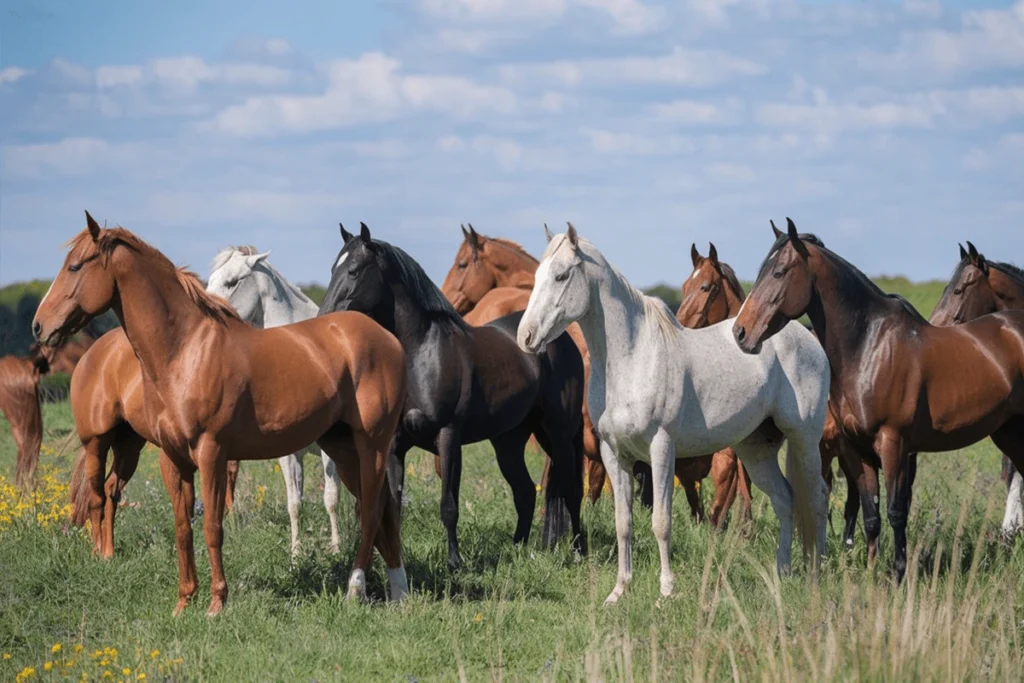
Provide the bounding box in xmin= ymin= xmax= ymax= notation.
xmin=32 ymin=321 xmax=42 ymax=340
xmin=736 ymin=326 xmax=746 ymax=343
xmin=524 ymin=331 xmax=534 ymax=347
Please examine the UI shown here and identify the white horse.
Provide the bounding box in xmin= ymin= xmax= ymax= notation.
xmin=206 ymin=246 xmax=343 ymax=557
xmin=517 ymin=225 xmax=829 ymax=604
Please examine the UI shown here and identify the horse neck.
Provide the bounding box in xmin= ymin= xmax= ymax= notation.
xmin=486 ymin=241 xmax=538 ymax=287
xmin=575 ymin=260 xmax=657 ymax=387
xmin=723 ymin=280 xmax=746 ymax=318
xmin=805 ymin=249 xmax=905 ymax=379
xmin=991 ymin=268 xmax=1024 ymax=310
xmin=257 ymin=267 xmax=319 ymax=326
xmin=112 ymin=252 xmax=213 ymax=383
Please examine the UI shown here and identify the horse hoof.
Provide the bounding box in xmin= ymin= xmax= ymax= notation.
xmin=206 ymin=602 xmax=224 ymax=618
xmin=172 ymin=599 xmax=190 ymax=617
xmin=346 ymin=568 xmax=367 ymax=601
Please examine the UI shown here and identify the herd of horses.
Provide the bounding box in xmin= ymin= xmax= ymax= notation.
xmin=2 ymin=211 xmax=1022 ymax=613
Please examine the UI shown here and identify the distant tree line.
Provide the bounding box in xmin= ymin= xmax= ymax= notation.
xmin=0 ymin=290 xmax=119 ymax=358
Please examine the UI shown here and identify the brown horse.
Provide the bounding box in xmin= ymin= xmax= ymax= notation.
xmin=681 ymin=243 xmax=857 ymax=537
xmin=0 ymin=344 xmax=49 ymax=488
xmin=34 ymin=213 xmax=409 ymax=615
xmin=735 ymin=218 xmax=1024 ymax=580
xmin=67 ymin=328 xmax=240 ymax=559
xmin=675 ymin=244 xmax=754 ymax=527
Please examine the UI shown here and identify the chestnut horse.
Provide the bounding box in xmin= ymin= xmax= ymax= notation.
xmin=34 ymin=213 xmax=409 ymax=615
xmin=0 ymin=344 xmax=49 ymax=487
xmin=67 ymin=328 xmax=241 ymax=559
xmin=735 ymin=219 xmax=1024 ymax=580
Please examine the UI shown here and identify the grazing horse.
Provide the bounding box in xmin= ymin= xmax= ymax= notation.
xmin=320 ymin=223 xmax=586 ymax=568
xmin=0 ymin=344 xmax=49 ymax=488
xmin=34 ymin=213 xmax=409 ymax=615
xmin=734 ymin=219 xmax=1024 ymax=581
xmin=930 ymin=241 xmax=1024 ymax=535
xmin=205 ymin=245 xmax=344 ymax=556
xmin=518 ymin=224 xmax=829 ymax=604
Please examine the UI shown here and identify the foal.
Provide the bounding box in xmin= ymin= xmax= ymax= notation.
xmin=35 ymin=213 xmax=409 ymax=615
xmin=735 ymin=219 xmax=1024 ymax=580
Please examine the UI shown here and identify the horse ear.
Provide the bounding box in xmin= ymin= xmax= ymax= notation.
xmin=359 ymin=222 xmax=372 ymax=244
xmin=467 ymin=223 xmax=482 ymax=248
xmin=966 ymin=240 xmax=979 ymax=261
xmin=977 ymin=252 xmax=989 ymax=274
xmin=708 ymin=242 xmax=719 ymax=266
xmin=544 ymin=223 xmax=554 ymax=243
xmin=85 ymin=210 xmax=101 ymax=241
xmin=566 ymin=222 xmax=579 ymax=249
xmin=771 ymin=219 xmax=783 ymax=239
xmin=461 ymin=224 xmax=470 ymax=241
xmin=340 ymin=223 xmax=354 ymax=244
xmin=247 ymin=250 xmax=272 ymax=268
xmin=958 ymin=243 xmax=968 ymax=262
xmin=690 ymin=243 xmax=701 ymax=268
xmin=786 ymin=217 xmax=809 ymax=259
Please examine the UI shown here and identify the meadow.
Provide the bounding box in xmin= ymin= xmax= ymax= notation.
xmin=1 ymin=277 xmax=1023 ymax=682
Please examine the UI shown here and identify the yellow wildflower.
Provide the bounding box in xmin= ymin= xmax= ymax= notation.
xmin=15 ymin=667 xmax=36 ymax=682
xmin=74 ymin=644 xmax=84 ymax=653
xmin=149 ymin=650 xmax=159 ymax=659
xmin=3 ymin=653 xmax=11 ymax=659
xmin=137 ymin=674 xmax=147 ymax=681
xmin=43 ymin=662 xmax=53 ymax=671
xmin=51 ymin=643 xmax=62 ymax=654
xmin=472 ymin=612 xmax=483 ymax=623
xmin=122 ymin=668 xmax=131 ymax=676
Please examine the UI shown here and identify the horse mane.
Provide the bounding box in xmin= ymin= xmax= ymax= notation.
xmin=67 ymin=226 xmax=242 ymax=325
xmin=376 ymin=240 xmax=469 ymax=330
xmin=717 ymin=261 xmax=746 ymax=300
xmin=781 ymin=230 xmax=929 ymax=324
xmin=487 ymin=237 xmax=539 ymax=266
xmin=990 ymin=260 xmax=1024 ymax=287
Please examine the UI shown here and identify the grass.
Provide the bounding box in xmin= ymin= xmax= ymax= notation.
xmin=1 ymin=402 xmax=1023 ymax=682
xmin=2 ymin=277 xmax=1023 ymax=681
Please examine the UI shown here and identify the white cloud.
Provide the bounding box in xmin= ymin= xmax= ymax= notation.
xmin=420 ymin=0 xmax=662 ymax=33
xmin=582 ymin=128 xmax=695 ymax=155
xmin=757 ymin=98 xmax=941 ymax=132
xmin=471 ymin=136 xmax=523 ymax=170
xmin=2 ymin=138 xmax=143 ymax=178
xmin=860 ymin=0 xmax=1024 ymax=77
xmin=210 ymin=52 xmax=516 ymax=136
xmin=500 ymin=47 xmax=765 ymax=89
xmin=650 ymin=98 xmax=742 ymax=125
xmin=0 ymin=67 xmax=28 ymax=85
xmin=705 ymin=162 xmax=756 ymax=183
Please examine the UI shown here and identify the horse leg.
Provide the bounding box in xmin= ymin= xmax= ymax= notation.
xmin=734 ymin=438 xmax=793 ymax=575
xmin=989 ymin=421 xmax=1024 ymax=538
xmin=707 ymin=450 xmax=735 ymax=529
xmin=602 ymin=439 xmax=634 ymax=605
xmin=1004 ymin=470 xmax=1024 ymax=537
xmin=650 ymin=430 xmax=677 ymax=599
xmin=857 ymin=457 xmax=883 ymax=568
xmin=225 ymin=460 xmax=240 ymax=514
xmin=159 ymin=451 xmax=197 ymax=617
xmin=101 ymin=432 xmax=144 ymax=559
xmin=82 ymin=435 xmax=113 ymax=557
xmin=491 ymin=426 xmax=536 ymax=546
xmin=676 ymin=456 xmax=709 ymax=524
xmin=279 ymin=453 xmax=304 ymax=557
xmin=534 ymin=424 xmax=585 ymax=553
xmin=437 ymin=427 xmax=464 ymax=570
xmin=634 ymin=461 xmax=654 ymax=509
xmin=837 ymin=441 xmax=862 ymax=549
xmin=877 ymin=431 xmax=910 ymax=582
xmin=321 ymin=450 xmax=342 ymax=553
xmin=387 ymin=432 xmax=413 ymax=510
xmin=736 ymin=457 xmax=754 ymax=527
xmin=194 ymin=439 xmax=230 ymax=616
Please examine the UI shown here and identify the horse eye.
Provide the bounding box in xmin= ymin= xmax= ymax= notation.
xmin=225 ymin=279 xmax=238 ymax=288
xmin=773 ymin=270 xmax=784 ymax=279
xmin=555 ymin=271 xmax=570 ymax=283
xmin=458 ymin=261 xmax=468 ymax=270
xmin=700 ymin=283 xmax=710 ymax=292
xmin=68 ymin=263 xmax=82 ymax=273
xmin=954 ymin=287 xmax=962 ymax=295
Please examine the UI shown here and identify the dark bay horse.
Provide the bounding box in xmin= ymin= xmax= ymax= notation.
xmin=734 ymin=218 xmax=1024 ymax=580
xmin=0 ymin=344 xmax=49 ymax=488
xmin=320 ymin=223 xmax=586 ymax=568
xmin=34 ymin=213 xmax=409 ymax=615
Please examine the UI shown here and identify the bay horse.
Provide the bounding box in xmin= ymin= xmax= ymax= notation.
xmin=34 ymin=212 xmax=409 ymax=615
xmin=67 ymin=328 xmax=241 ymax=559
xmin=734 ymin=218 xmax=1024 ymax=581
xmin=0 ymin=344 xmax=49 ymax=488
xmin=519 ymin=224 xmax=828 ymax=604
xmin=320 ymin=223 xmax=586 ymax=568
xmin=929 ymin=241 xmax=1024 ymax=535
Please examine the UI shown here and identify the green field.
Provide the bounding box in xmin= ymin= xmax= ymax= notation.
xmin=2 ymin=277 xmax=1023 ymax=682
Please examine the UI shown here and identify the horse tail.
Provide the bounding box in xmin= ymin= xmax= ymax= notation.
xmin=786 ymin=428 xmax=828 ymax=567
xmin=1 ymin=357 xmax=44 ymax=489
xmin=15 ymin=393 xmax=43 ymax=490
xmin=69 ymin=446 xmax=91 ymax=527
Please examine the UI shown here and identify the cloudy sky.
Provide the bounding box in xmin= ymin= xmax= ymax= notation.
xmin=1 ymin=0 xmax=1022 ymax=289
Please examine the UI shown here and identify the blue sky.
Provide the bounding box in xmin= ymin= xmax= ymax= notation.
xmin=1 ymin=0 xmax=1022 ymax=289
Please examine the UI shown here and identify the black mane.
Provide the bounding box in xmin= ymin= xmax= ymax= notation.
xmin=375 ymin=239 xmax=469 ymax=330
xmin=717 ymin=261 xmax=746 ymax=300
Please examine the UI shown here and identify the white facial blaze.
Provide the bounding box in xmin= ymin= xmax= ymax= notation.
xmin=336 ymin=251 xmax=350 ymax=269
xmin=38 ymin=278 xmax=56 ymax=309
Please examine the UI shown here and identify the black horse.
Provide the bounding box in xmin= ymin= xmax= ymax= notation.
xmin=319 ymin=223 xmax=586 ymax=568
